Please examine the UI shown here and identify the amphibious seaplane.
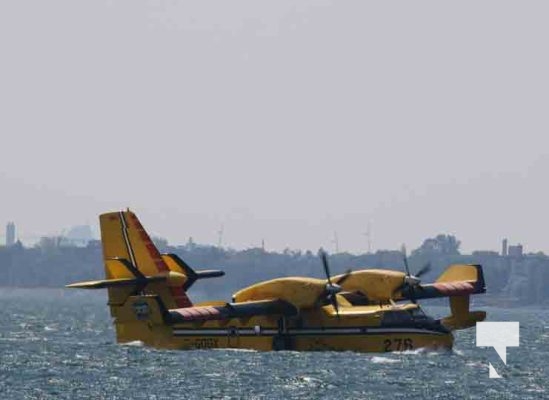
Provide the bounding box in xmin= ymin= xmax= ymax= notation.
xmin=67 ymin=211 xmax=486 ymax=352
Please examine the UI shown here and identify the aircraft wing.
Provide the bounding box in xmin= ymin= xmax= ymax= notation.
xmin=399 ymin=281 xmax=479 ymax=300
xmin=168 ymin=299 xmax=297 ymax=324
xmin=396 ymin=264 xmax=486 ymax=301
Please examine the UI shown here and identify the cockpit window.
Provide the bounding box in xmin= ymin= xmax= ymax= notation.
xmin=381 ymin=311 xmax=413 ymax=326
xmin=381 ymin=307 xmax=431 ymax=326
xmin=409 ymin=307 xmax=427 ymax=318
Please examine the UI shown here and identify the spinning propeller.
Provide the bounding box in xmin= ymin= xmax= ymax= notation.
xmin=394 ymin=245 xmax=431 ymax=303
xmin=318 ymin=251 xmax=353 ymax=318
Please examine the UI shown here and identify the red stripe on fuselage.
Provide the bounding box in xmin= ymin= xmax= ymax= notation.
xmin=433 ymin=281 xmax=474 ymax=296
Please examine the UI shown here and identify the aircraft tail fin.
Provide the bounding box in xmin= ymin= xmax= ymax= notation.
xmin=66 ymin=210 xmax=196 ymax=345
xmin=67 ymin=211 xmax=193 ymax=309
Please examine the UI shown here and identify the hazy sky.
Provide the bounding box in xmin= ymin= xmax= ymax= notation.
xmin=1 ymin=1 xmax=548 ymax=254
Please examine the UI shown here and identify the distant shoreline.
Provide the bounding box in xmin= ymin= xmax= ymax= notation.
xmin=2 ymin=244 xmax=549 ymax=306
xmin=2 ymin=286 xmax=546 ymax=309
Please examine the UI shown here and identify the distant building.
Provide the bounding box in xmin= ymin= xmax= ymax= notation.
xmin=501 ymin=238 xmax=508 ymax=256
xmin=86 ymin=239 xmax=102 ymax=249
xmin=501 ymin=239 xmax=524 ymax=258
xmin=62 ymin=225 xmax=94 ymax=247
xmin=507 ymin=244 xmax=523 ymax=257
xmin=6 ymin=222 xmax=15 ymax=247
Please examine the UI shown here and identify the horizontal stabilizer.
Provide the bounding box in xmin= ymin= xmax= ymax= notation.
xmin=66 ymin=276 xmax=165 ymax=289
xmin=194 ymin=270 xmax=225 ymax=279
xmin=162 ymin=253 xmax=224 ymax=290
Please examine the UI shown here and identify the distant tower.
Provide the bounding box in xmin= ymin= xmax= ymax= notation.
xmin=6 ymin=222 xmax=16 ymax=247
xmin=364 ymin=222 xmax=372 ymax=254
xmin=502 ymin=238 xmax=508 ymax=256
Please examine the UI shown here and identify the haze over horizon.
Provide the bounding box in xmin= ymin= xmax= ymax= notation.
xmin=1 ymin=1 xmax=548 ymax=254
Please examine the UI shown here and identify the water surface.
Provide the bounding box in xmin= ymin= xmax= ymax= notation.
xmin=0 ymin=289 xmax=547 ymax=399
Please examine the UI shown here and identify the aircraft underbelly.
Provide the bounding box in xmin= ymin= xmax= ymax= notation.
xmin=168 ymin=327 xmax=454 ymax=352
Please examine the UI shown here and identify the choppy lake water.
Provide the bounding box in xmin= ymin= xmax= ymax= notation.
xmin=0 ymin=289 xmax=547 ymax=399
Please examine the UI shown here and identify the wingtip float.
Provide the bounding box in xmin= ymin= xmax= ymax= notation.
xmin=67 ymin=210 xmax=486 ymax=352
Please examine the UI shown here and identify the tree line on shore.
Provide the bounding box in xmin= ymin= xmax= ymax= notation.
xmin=1 ymin=234 xmax=548 ymax=306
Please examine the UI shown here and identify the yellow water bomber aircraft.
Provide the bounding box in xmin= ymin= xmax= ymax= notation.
xmin=67 ymin=211 xmax=486 ymax=352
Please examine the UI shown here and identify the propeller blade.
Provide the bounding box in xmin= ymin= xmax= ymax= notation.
xmin=409 ymin=288 xmax=417 ymax=303
xmin=401 ymin=244 xmax=411 ymax=277
xmin=329 ymin=294 xmax=340 ymax=319
xmin=320 ymin=251 xmax=334 ymax=286
xmin=415 ymin=262 xmax=431 ymax=278
xmin=319 ymin=251 xmax=341 ymax=318
xmin=402 ymin=247 xmax=416 ymax=303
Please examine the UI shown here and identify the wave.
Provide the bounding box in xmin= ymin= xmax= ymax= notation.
xmin=121 ymin=340 xmax=145 ymax=347
xmin=371 ymin=356 xmax=400 ymax=364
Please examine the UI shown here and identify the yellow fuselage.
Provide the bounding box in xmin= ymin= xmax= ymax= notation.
xmin=112 ymin=295 xmax=454 ymax=352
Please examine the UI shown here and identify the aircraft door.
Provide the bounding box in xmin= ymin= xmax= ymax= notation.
xmin=227 ymin=326 xmax=240 ymax=348
xmin=272 ymin=317 xmax=293 ymax=350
